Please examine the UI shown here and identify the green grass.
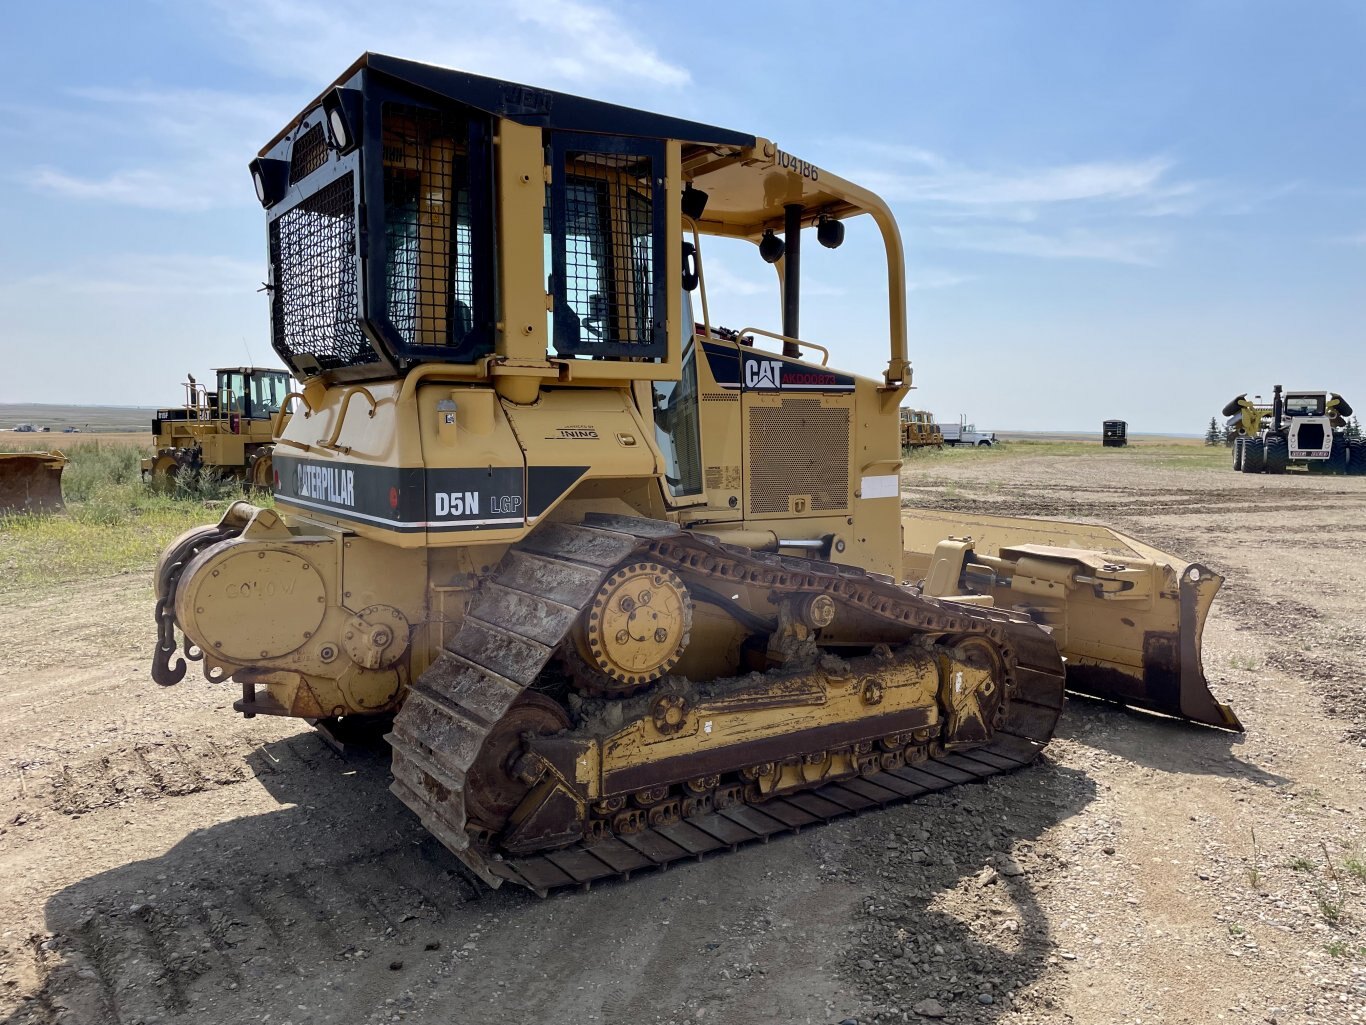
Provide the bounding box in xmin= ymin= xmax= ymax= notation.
xmin=1325 ymin=941 xmax=1366 ymax=959
xmin=0 ymin=442 xmax=260 ymax=597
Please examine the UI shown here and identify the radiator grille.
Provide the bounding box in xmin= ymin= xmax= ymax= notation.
xmin=269 ymin=172 xmax=375 ymax=370
xmin=1296 ymin=423 xmax=1325 ymax=449
xmin=289 ymin=123 xmax=328 ymax=184
xmin=748 ymin=399 xmax=850 ymax=514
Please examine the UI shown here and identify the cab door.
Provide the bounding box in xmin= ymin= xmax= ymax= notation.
xmin=650 ymin=335 xmax=705 ymax=506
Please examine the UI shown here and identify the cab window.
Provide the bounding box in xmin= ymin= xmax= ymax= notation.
xmin=652 ymin=341 xmax=703 ymax=498
xmin=219 ymin=372 xmax=246 ymax=416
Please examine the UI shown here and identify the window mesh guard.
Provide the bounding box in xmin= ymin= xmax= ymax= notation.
xmin=269 ymin=173 xmax=375 ymax=370
xmin=552 ymin=144 xmax=665 ymax=358
xmin=382 ymin=104 xmax=476 ymax=351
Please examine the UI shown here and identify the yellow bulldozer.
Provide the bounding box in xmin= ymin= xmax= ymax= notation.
xmin=142 ymin=367 xmax=292 ymax=488
xmin=152 ymin=55 xmax=1238 ymax=895
xmin=899 ymin=407 xmax=943 ymax=449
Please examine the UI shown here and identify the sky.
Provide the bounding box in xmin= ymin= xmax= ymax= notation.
xmin=0 ymin=1 xmax=1362 ymax=432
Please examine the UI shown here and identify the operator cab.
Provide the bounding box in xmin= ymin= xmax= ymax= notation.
xmin=251 ymin=54 xmax=909 ymax=395
xmin=254 ymin=55 xmax=912 ymax=571
xmin=214 ymin=367 xmax=291 ymax=422
xmin=1282 ymin=393 xmax=1326 ymax=418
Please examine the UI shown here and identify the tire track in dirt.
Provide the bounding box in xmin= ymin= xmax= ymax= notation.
xmin=10 ymin=844 xmax=480 ymax=1025
xmin=10 ymin=738 xmax=262 ymax=817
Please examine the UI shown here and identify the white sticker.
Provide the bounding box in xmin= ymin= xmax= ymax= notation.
xmin=860 ymin=474 xmax=899 ymax=499
xmin=703 ymin=720 xmax=713 ymax=735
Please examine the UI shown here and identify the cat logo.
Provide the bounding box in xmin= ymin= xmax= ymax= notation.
xmin=744 ymin=357 xmax=783 ymax=390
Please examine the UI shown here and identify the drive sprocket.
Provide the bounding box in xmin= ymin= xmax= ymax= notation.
xmin=569 ymin=561 xmax=692 ymax=696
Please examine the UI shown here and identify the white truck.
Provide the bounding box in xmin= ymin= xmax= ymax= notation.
xmin=937 ymin=414 xmax=997 ymax=447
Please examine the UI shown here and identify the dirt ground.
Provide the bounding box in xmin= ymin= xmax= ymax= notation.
xmin=2 ymin=450 xmax=1364 ymax=1025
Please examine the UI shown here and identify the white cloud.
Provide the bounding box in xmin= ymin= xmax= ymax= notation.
xmin=201 ymin=0 xmax=689 ymax=91
xmin=907 ymin=268 xmax=973 ymax=292
xmin=927 ymin=225 xmax=1165 ymax=266
xmin=863 ymin=156 xmax=1181 ymax=207
xmin=834 ymin=142 xmax=1211 ymax=266
xmin=701 ymin=255 xmax=771 ymax=298
xmin=25 ymin=86 xmax=291 ymax=212
xmin=23 ymin=0 xmax=688 ymax=213
xmin=3 ymin=254 xmax=263 ymax=297
xmin=29 ymin=167 xmax=215 ymax=212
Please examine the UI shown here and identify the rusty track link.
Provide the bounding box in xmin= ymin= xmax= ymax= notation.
xmin=387 ymin=513 xmax=1065 ymax=894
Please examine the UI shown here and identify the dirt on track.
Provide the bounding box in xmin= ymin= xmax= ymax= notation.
xmin=3 ymin=450 xmax=1365 ymax=1025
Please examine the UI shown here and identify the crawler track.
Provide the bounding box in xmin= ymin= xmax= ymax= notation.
xmin=388 ymin=514 xmax=1065 ymax=895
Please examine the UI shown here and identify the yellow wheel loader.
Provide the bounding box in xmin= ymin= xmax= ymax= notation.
xmin=0 ymin=450 xmax=67 ymax=515
xmin=142 ymin=367 xmax=292 ymax=487
xmin=151 ymin=55 xmax=1239 ymax=895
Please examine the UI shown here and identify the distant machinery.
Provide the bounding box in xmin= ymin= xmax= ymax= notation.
xmin=1102 ymin=420 xmax=1128 ymax=448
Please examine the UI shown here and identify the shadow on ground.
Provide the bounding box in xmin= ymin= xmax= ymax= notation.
xmin=1059 ymin=695 xmax=1288 ymax=787
xmin=6 ymin=727 xmax=1097 ymax=1025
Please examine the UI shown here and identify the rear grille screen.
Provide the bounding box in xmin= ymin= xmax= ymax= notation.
xmin=289 ymin=123 xmax=328 ymax=184
xmin=748 ymin=399 xmax=851 ymax=514
xmin=269 ymin=172 xmax=375 ymax=370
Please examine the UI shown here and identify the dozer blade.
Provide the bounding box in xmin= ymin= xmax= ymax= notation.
xmin=0 ymin=451 xmax=67 ymax=516
xmin=903 ymin=508 xmax=1242 ymax=732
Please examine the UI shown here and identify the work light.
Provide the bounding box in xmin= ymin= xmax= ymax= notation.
xmin=322 ymin=87 xmax=363 ymax=154
xmin=817 ymin=214 xmax=845 ymax=249
xmin=759 ymin=228 xmax=785 ymax=264
xmin=681 ymin=183 xmax=709 ymax=220
xmin=248 ymin=158 xmax=289 ymax=209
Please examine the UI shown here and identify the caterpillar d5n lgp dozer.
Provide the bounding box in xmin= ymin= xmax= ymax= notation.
xmin=151 ymin=54 xmax=1240 ymax=895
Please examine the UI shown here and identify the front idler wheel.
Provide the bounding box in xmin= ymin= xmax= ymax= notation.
xmin=464 ymin=693 xmax=571 ymax=834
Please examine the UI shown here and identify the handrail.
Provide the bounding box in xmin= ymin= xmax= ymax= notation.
xmin=733 ymin=326 xmax=829 ymax=366
xmin=682 ymin=215 xmax=713 ymax=340
xmin=180 ymin=381 xmax=210 ymax=422
xmin=221 ymin=389 xmax=239 ymax=433
xmin=272 ymin=390 xmax=314 ymax=439
xmin=397 ymin=360 xmax=487 ymax=406
xmin=317 ymin=386 xmax=377 ymax=454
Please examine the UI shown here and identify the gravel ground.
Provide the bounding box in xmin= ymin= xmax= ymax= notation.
xmin=2 ymin=449 xmax=1363 ymax=1025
